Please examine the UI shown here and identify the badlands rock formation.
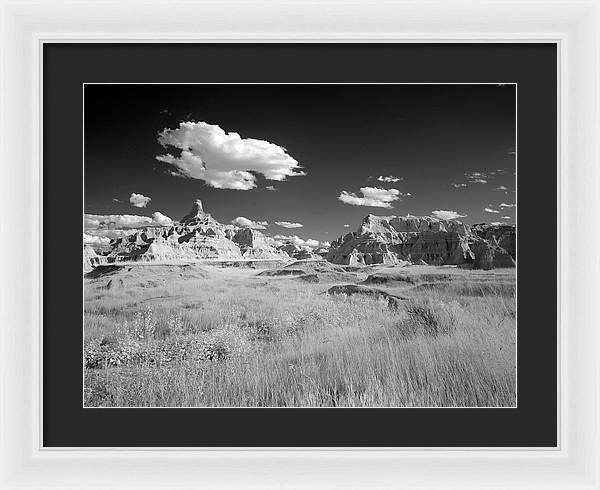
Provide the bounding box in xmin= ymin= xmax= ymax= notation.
xmin=83 ymin=245 xmax=101 ymax=272
xmin=85 ymin=200 xmax=289 ymax=269
xmin=326 ymin=214 xmax=516 ymax=269
xmin=471 ymin=223 xmax=516 ymax=260
xmin=84 ymin=201 xmax=515 ymax=271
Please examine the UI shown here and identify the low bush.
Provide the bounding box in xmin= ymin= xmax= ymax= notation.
xmin=401 ymin=298 xmax=460 ymax=337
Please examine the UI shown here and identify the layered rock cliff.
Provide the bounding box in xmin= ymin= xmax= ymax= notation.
xmin=85 ymin=204 xmax=516 ymax=271
xmin=326 ymin=214 xmax=516 ymax=269
xmin=85 ymin=199 xmax=288 ymax=269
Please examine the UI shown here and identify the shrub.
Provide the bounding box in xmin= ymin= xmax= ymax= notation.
xmin=402 ymin=298 xmax=459 ymax=337
xmin=84 ymin=308 xmax=251 ymax=369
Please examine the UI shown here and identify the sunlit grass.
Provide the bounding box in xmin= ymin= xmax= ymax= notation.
xmin=84 ymin=265 xmax=516 ymax=407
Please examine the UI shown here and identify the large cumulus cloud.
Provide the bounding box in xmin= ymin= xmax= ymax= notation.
xmin=156 ymin=121 xmax=306 ymax=190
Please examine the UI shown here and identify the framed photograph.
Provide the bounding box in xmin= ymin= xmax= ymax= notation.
xmin=82 ymin=81 xmax=519 ymax=412
xmin=1 ymin=1 xmax=599 ymax=489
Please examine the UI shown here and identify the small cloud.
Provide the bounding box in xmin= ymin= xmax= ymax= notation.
xmin=83 ymin=233 xmax=111 ymax=246
xmin=451 ymin=183 xmax=467 ymax=188
xmin=499 ymin=202 xmax=516 ymax=208
xmin=160 ymin=108 xmax=171 ymax=115
xmin=338 ymin=187 xmax=401 ymax=208
xmin=231 ymin=216 xmax=268 ymax=229
xmin=343 ymin=224 xmax=350 ymax=228
xmin=272 ymin=234 xmax=320 ymax=248
xmin=151 ymin=211 xmax=173 ymax=226
xmin=129 ymin=193 xmax=152 ymax=208
xmin=85 ymin=229 xmax=132 ymax=240
xmin=431 ymin=210 xmax=467 ymax=220
xmin=84 ymin=212 xmax=172 ymax=230
xmin=494 ymin=185 xmax=509 ymax=191
xmin=275 ymin=221 xmax=303 ymax=229
xmin=465 ymin=171 xmax=489 ymax=184
xmin=502 ymin=216 xmax=512 ymax=219
xmin=265 ymin=186 xmax=277 ymax=191
xmin=111 ymin=198 xmax=121 ymax=203
xmin=377 ymin=175 xmax=403 ymax=183
xmin=507 ymin=150 xmax=516 ymax=156
xmin=490 ymin=221 xmax=507 ymax=226
xmin=484 ymin=207 xmax=500 ymax=214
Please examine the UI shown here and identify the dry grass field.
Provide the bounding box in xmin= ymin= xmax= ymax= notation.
xmin=83 ymin=261 xmax=516 ymax=407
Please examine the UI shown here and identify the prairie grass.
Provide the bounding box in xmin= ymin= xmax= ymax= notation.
xmin=84 ymin=265 xmax=516 ymax=407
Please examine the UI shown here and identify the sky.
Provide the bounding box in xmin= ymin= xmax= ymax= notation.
xmin=84 ymin=84 xmax=516 ymax=243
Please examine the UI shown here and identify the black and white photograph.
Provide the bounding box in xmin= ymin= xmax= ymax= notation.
xmin=83 ymin=83 xmax=517 ymax=408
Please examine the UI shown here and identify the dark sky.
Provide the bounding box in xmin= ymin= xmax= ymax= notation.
xmin=84 ymin=84 xmax=516 ymax=242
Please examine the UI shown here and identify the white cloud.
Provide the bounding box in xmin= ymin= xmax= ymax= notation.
xmin=338 ymin=187 xmax=401 ymax=208
xmin=499 ymin=202 xmax=516 ymax=208
xmin=484 ymin=207 xmax=500 ymax=214
xmin=112 ymin=198 xmax=121 ymax=203
xmin=85 ymin=214 xmax=152 ymax=230
xmin=275 ymin=221 xmax=303 ymax=228
xmin=465 ymin=171 xmax=488 ymax=184
xmin=152 ymin=211 xmax=173 ymax=226
xmin=377 ymin=175 xmax=402 ymax=183
xmin=83 ymin=233 xmax=111 ymax=246
xmin=156 ymin=121 xmax=305 ymax=190
xmin=490 ymin=221 xmax=507 ymax=226
xmin=451 ymin=183 xmax=467 ymax=188
xmin=272 ymin=234 xmax=320 ymax=248
xmin=494 ymin=185 xmax=509 ymax=191
xmin=231 ymin=216 xmax=268 ymax=229
xmin=502 ymin=216 xmax=512 ymax=219
xmin=272 ymin=235 xmax=300 ymax=247
xmin=320 ymin=241 xmax=331 ymax=248
xmin=265 ymin=186 xmax=277 ymax=191
xmin=431 ymin=210 xmax=467 ymax=220
xmin=129 ymin=193 xmax=152 ymax=208
xmin=86 ymin=229 xmax=132 ymax=240
xmin=84 ymin=212 xmax=173 ymax=230
xmin=465 ymin=171 xmax=486 ymax=178
xmin=343 ymin=224 xmax=351 ymax=228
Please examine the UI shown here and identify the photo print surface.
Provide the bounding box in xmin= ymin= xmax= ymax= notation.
xmin=83 ymin=83 xmax=517 ymax=408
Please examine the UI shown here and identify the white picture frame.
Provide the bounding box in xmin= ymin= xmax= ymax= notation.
xmin=1 ymin=0 xmax=598 ymax=488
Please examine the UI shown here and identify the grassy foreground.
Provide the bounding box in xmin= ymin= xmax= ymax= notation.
xmin=83 ymin=263 xmax=516 ymax=407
